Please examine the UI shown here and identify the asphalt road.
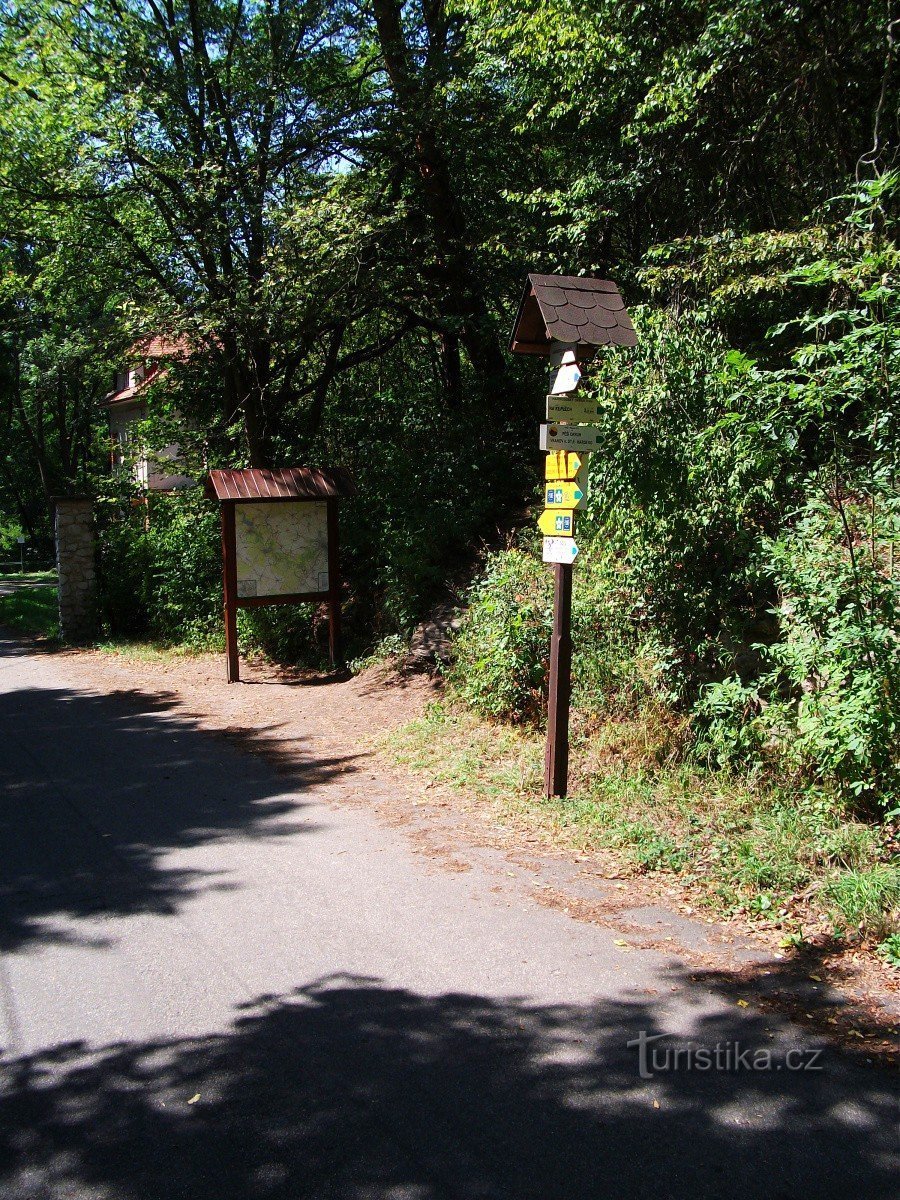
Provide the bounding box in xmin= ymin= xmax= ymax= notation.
xmin=0 ymin=633 xmax=896 ymax=1199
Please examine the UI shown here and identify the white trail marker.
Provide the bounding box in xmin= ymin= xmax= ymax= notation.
xmin=543 ymin=537 xmax=579 ymax=564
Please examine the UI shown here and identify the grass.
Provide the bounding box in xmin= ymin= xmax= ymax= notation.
xmin=0 ymin=569 xmax=57 ymax=583
xmin=0 ymin=579 xmax=216 ymax=663
xmin=385 ymin=700 xmax=899 ymax=948
xmin=824 ymin=866 xmax=900 ymax=941
xmin=0 ymin=585 xmax=59 ymax=639
xmin=94 ymin=638 xmax=218 ymax=664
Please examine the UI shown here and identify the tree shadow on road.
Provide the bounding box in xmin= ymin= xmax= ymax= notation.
xmin=0 ymin=684 xmax=358 ymax=952
xmin=0 ymin=976 xmax=895 ymax=1200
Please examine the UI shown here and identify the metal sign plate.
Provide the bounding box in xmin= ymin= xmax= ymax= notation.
xmin=545 ymin=483 xmax=584 ymax=508
xmin=542 ymin=536 xmax=579 ymax=564
xmin=540 ymin=424 xmax=600 ymax=452
xmin=546 ymin=396 xmax=599 ymax=422
xmin=538 ymin=509 xmax=575 ymax=536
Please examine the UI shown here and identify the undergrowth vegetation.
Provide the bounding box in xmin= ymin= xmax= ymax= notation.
xmin=439 ymin=181 xmax=900 ymax=954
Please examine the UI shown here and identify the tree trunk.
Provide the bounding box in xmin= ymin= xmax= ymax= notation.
xmin=371 ymin=0 xmax=506 ymax=395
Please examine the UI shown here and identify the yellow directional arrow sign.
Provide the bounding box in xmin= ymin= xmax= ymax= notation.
xmin=545 ymin=483 xmax=584 ymax=508
xmin=545 ymin=451 xmax=584 ymax=481
xmin=538 ymin=509 xmax=575 ymax=536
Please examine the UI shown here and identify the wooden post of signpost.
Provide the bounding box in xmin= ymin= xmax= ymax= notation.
xmin=545 ymin=561 xmax=573 ymax=796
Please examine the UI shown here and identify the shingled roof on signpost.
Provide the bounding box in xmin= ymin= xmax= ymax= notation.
xmin=509 ymin=273 xmax=637 ymax=359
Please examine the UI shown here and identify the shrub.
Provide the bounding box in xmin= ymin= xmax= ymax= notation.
xmin=97 ymin=488 xmax=222 ymax=648
xmin=142 ymin=490 xmax=223 ymax=646
xmin=695 ymin=492 xmax=900 ymax=808
xmin=449 ymin=549 xmax=551 ymax=723
xmin=449 ymin=540 xmax=657 ymax=726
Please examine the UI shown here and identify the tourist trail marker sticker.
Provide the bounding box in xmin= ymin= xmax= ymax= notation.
xmin=510 ymin=272 xmax=637 ymax=798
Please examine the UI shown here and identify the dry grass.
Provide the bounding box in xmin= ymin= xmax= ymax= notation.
xmin=385 ymin=700 xmax=899 ymax=954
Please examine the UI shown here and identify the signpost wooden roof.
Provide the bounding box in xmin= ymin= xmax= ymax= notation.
xmin=509 ymin=273 xmax=637 ymax=358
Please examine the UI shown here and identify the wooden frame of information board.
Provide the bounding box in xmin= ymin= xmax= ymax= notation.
xmin=205 ymin=468 xmax=355 ymax=683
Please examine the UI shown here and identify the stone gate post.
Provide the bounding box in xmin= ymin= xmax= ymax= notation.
xmin=53 ymin=496 xmax=97 ymax=642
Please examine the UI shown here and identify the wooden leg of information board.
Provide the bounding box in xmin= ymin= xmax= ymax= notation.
xmin=545 ymin=561 xmax=573 ymax=798
xmin=221 ymin=502 xmax=240 ymax=683
xmin=326 ymin=499 xmax=342 ymax=666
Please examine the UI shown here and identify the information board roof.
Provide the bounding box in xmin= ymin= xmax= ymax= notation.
xmin=205 ymin=467 xmax=356 ymax=502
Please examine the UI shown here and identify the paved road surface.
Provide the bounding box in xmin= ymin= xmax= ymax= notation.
xmin=0 ymin=634 xmax=896 ymax=1198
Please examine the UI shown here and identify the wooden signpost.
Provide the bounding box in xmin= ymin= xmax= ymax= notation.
xmin=205 ymin=467 xmax=355 ymax=682
xmin=510 ymin=273 xmax=637 ymax=797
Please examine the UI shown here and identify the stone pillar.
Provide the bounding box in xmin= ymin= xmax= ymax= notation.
xmin=53 ymin=496 xmax=97 ymax=642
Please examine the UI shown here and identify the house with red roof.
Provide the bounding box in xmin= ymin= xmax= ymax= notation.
xmin=104 ymin=337 xmax=195 ymax=491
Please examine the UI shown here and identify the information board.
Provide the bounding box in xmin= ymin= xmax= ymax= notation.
xmin=234 ymin=500 xmax=329 ymax=599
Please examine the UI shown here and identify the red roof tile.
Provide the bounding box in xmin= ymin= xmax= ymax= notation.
xmin=130 ymin=335 xmax=192 ymax=360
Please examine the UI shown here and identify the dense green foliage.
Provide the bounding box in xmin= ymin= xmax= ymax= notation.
xmin=96 ymin=490 xmax=222 ymax=646
xmin=455 ymin=179 xmax=900 ymax=831
xmin=1 ymin=0 xmax=898 ymax=855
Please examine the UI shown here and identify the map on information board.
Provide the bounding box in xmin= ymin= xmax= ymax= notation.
xmin=234 ymin=500 xmax=329 ymax=598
